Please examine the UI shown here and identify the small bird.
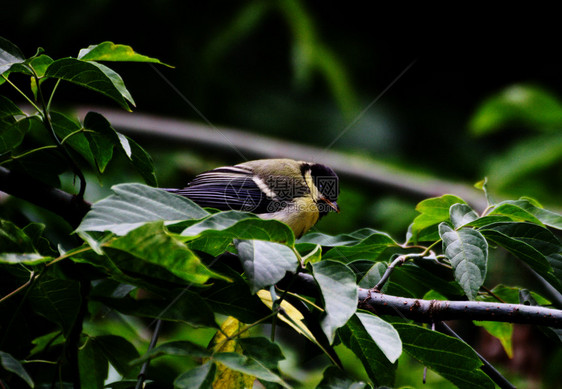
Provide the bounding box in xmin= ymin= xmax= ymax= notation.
xmin=166 ymin=158 xmax=340 ymax=237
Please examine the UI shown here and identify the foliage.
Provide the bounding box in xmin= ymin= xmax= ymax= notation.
xmin=1 ymin=38 xmax=562 ymax=389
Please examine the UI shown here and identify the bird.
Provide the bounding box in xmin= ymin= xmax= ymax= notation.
xmin=165 ymin=158 xmax=340 ymax=238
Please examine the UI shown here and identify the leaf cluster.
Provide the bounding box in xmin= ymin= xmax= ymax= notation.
xmin=1 ymin=38 xmax=562 ymax=389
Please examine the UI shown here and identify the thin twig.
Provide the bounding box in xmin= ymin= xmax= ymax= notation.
xmin=435 ymin=322 xmax=515 ymax=389
xmin=135 ymin=319 xmax=163 ymax=389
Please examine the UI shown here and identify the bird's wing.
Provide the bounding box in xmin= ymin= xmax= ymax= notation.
xmin=165 ymin=167 xmax=274 ymax=213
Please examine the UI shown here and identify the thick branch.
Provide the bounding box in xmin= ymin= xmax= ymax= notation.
xmin=285 ymin=273 xmax=562 ymax=328
xmin=0 ymin=166 xmax=91 ymax=229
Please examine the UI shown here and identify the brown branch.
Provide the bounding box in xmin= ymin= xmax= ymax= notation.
xmin=0 ymin=166 xmax=91 ymax=229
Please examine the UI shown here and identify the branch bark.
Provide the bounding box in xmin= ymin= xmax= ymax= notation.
xmin=285 ymin=273 xmax=562 ymax=328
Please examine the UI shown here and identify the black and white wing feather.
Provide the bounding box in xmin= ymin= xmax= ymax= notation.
xmin=165 ymin=166 xmax=275 ymax=213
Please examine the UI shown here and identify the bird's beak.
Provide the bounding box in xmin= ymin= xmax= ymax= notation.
xmin=322 ymin=198 xmax=340 ymax=213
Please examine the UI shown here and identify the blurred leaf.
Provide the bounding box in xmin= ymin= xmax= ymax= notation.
xmin=0 ymin=219 xmax=37 ymax=252
xmin=485 ymin=131 xmax=562 ymax=189
xmin=317 ymin=365 xmax=371 ymax=389
xmin=439 ymin=223 xmax=488 ymax=300
xmin=28 ymin=277 xmax=81 ymax=337
xmin=470 ymin=84 xmax=562 ymax=135
xmin=0 ymin=36 xmax=25 ymax=74
xmin=213 ymin=353 xmax=289 ymax=387
xmin=394 ymin=323 xmax=495 ymax=389
xmin=95 ymin=291 xmax=217 ymax=328
xmin=410 ymin=195 xmax=466 ymax=243
xmin=0 ymin=351 xmax=34 ymax=388
xmin=238 ymin=337 xmax=285 ymax=370
xmin=109 ymin=221 xmax=224 ymax=284
xmin=235 ymin=239 xmax=298 ymax=293
xmin=92 ymin=335 xmax=139 ymax=377
xmin=78 ymin=41 xmax=172 ymax=67
xmin=45 ymin=58 xmax=134 ymax=110
xmin=0 ymin=95 xmax=23 ymax=122
xmin=480 ymin=222 xmax=562 ymax=291
xmin=77 ymin=183 xmax=209 ymax=235
xmin=339 ymin=314 xmax=396 ymax=386
xmin=29 ymin=331 xmax=63 ymax=356
xmin=131 ymin=340 xmax=211 ymax=365
xmin=79 ymin=336 xmax=108 ymax=389
xmin=312 ymin=260 xmax=358 ymax=343
xmin=125 ymin=135 xmax=157 ymax=186
xmin=450 ymin=203 xmax=478 ymax=229
xmin=175 ymin=361 xmax=216 ymax=389
xmin=473 ymin=320 xmax=513 ymax=358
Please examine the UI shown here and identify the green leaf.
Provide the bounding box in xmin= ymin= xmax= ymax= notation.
xmin=410 ymin=195 xmax=466 ymax=243
xmin=322 ymin=232 xmax=399 ymax=262
xmin=480 ymin=222 xmax=562 ymax=291
xmin=131 ymin=340 xmax=210 ymax=365
xmin=238 ymin=337 xmax=285 ymax=371
xmin=0 ymin=351 xmax=34 ymax=388
xmin=339 ymin=314 xmax=396 ymax=386
xmin=51 ymin=111 xmax=96 ymax=169
xmin=317 ymin=365 xmax=371 ymax=389
xmin=77 ymin=183 xmax=209 ymax=235
xmin=298 ymin=228 xmax=382 ymax=246
xmin=473 ymin=320 xmax=513 ymax=358
xmin=125 ymin=135 xmax=157 ymax=186
xmin=28 ymin=54 xmax=53 ymax=77
xmin=27 ymin=277 xmax=81 ymax=337
xmin=439 ymin=223 xmax=488 ymax=300
xmin=485 ymin=131 xmax=562 ymax=189
xmin=450 ymin=203 xmax=479 ymax=229
xmin=0 ymin=219 xmax=37 ymax=253
xmin=355 ymin=312 xmax=402 ymax=363
xmin=312 ymin=260 xmax=358 ymax=343
xmin=0 ymin=36 xmax=26 ymax=74
xmin=357 ymin=261 xmax=387 ymax=290
xmin=29 ymin=331 xmax=64 ymax=356
xmin=174 ymin=361 xmax=216 ymax=389
xmin=394 ymin=323 xmax=495 ymax=389
xmin=0 ymin=95 xmax=23 ymax=122
xmin=213 ymin=352 xmax=289 ymax=387
xmin=78 ymin=41 xmax=173 ymax=67
xmin=182 ymin=211 xmax=295 ymax=256
xmin=235 ymin=239 xmax=298 ymax=293
xmin=470 ymin=84 xmax=562 ymax=135
xmin=91 ymin=335 xmax=139 ymax=377
xmin=0 ymin=116 xmax=38 ymax=154
xmin=505 ymin=199 xmax=562 ymax=230
xmin=45 ymin=58 xmax=135 ymax=110
xmin=109 ymin=221 xmax=223 ymax=285
xmin=96 ymin=291 xmax=217 ymax=328
xmin=79 ymin=336 xmax=108 ymax=389
xmin=83 ymin=111 xmax=116 ymax=173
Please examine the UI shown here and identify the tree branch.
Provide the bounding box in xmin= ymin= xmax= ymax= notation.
xmin=0 ymin=166 xmax=91 ymax=229
xmin=284 ymin=273 xmax=562 ymax=328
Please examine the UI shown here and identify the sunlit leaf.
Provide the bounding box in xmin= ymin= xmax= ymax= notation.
xmin=450 ymin=203 xmax=478 ymax=229
xmin=410 ymin=195 xmax=466 ymax=243
xmin=0 ymin=351 xmax=34 ymax=388
xmin=51 ymin=111 xmax=96 ymax=169
xmin=0 ymin=36 xmax=25 ymax=74
xmin=439 ymin=223 xmax=488 ymax=300
xmin=235 ymin=239 xmax=298 ymax=293
xmin=78 ymin=41 xmax=173 ymax=67
xmin=312 ymin=260 xmax=358 ymax=343
xmin=45 ymin=58 xmax=135 ymax=110
xmin=213 ymin=353 xmax=289 ymax=387
xmin=77 ymin=183 xmax=209 ymax=235
xmin=506 ymin=198 xmax=562 ymax=230
xmin=339 ymin=314 xmax=396 ymax=386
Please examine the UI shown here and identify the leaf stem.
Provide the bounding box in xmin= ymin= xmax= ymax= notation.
xmin=0 ymin=270 xmax=36 ymax=304
xmin=1 ymin=74 xmax=42 ymax=112
xmin=47 ymin=78 xmax=61 ymax=111
xmin=0 ymin=145 xmax=58 ymax=166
